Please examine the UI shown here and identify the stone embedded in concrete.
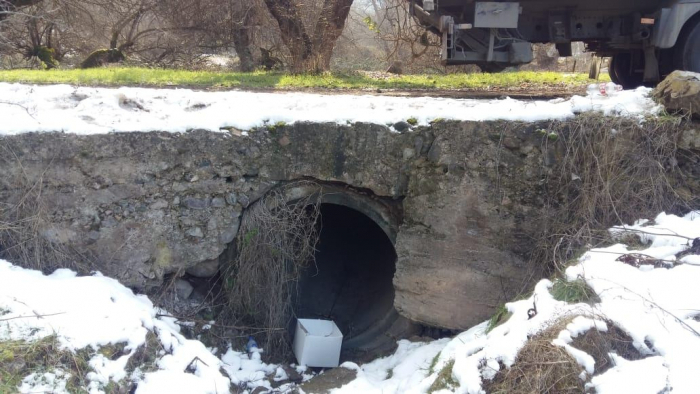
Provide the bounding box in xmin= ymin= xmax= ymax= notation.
xmin=238 ymin=194 xmax=250 ymax=207
xmin=186 ymin=258 xmax=220 ymax=278
xmin=186 ymin=227 xmax=204 ymax=238
xmin=149 ymin=199 xmax=168 ymax=210
xmin=225 ymin=193 xmax=237 ymax=206
xmin=185 ymin=197 xmax=209 ymax=210
xmin=175 ymin=279 xmax=194 ymax=299
xmin=219 ymin=222 xmax=240 ymax=244
xmin=211 ymin=197 xmax=226 ymax=208
xmin=278 ymin=135 xmax=291 ymax=146
xmin=393 ymin=121 xmax=411 ymax=132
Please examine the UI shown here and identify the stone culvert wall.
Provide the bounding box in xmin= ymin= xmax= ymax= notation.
xmin=1 ymin=120 xmax=698 ymax=330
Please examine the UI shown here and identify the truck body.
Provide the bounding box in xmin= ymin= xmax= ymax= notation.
xmin=410 ymin=0 xmax=700 ymax=86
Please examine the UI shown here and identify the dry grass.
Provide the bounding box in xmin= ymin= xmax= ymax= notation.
xmin=0 ymin=146 xmax=92 ymax=274
xmin=530 ymin=115 xmax=698 ymax=276
xmin=484 ymin=320 xmax=585 ymax=394
xmin=220 ymin=180 xmax=322 ymax=359
xmin=484 ymin=316 xmax=644 ymax=394
xmin=569 ymin=323 xmax=643 ymax=375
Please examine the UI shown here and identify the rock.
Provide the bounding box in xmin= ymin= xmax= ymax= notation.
xmin=244 ymin=166 xmax=259 ymax=177
xmin=225 ymin=193 xmax=237 ymax=206
xmin=427 ymin=140 xmax=442 ymax=163
xmin=174 ymin=279 xmax=194 ymax=299
xmin=680 ymin=127 xmax=700 ymax=150
xmin=41 ymin=227 xmax=76 ymax=244
xmin=653 ymin=70 xmax=700 ymax=118
xmin=206 ymin=217 xmax=218 ymax=231
xmin=386 ymin=60 xmax=403 ymax=74
xmin=149 ymin=199 xmax=168 ymax=210
xmin=393 ymin=121 xmax=411 ymax=132
xmin=502 ymin=137 xmax=520 ymax=149
xmin=299 ymin=367 xmax=357 ymax=394
xmin=414 ymin=136 xmax=425 ymax=154
xmin=186 ymin=259 xmax=219 ymax=278
xmin=185 ymin=197 xmax=209 ymax=210
xmin=180 ymin=216 xmax=196 ymax=226
xmin=101 ymin=217 xmax=118 ymax=228
xmin=219 ymin=223 xmax=239 ymax=244
xmin=238 ymin=194 xmax=250 ymax=207
xmin=211 ymin=197 xmax=226 ymax=208
xmin=278 ymin=135 xmax=291 ymax=146
xmin=186 ymin=227 xmax=204 ymax=238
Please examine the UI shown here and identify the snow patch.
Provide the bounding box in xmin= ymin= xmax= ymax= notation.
xmin=0 ymin=82 xmax=660 ymax=134
xmin=0 ymin=260 xmax=277 ymax=393
xmin=338 ymin=210 xmax=700 ymax=393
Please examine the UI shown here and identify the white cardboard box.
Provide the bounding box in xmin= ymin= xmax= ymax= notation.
xmin=293 ymin=318 xmax=343 ymax=368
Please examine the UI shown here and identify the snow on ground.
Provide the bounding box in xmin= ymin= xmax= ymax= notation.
xmin=331 ymin=211 xmax=700 ymax=394
xmin=2 ymin=210 xmax=698 ymax=393
xmin=0 ymin=261 xmax=281 ymax=393
xmin=0 ymin=82 xmax=659 ymax=134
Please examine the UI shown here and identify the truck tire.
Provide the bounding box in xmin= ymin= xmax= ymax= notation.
xmin=610 ymin=52 xmax=644 ymax=89
xmin=608 ymin=56 xmax=621 ymax=85
xmin=674 ymin=17 xmax=700 ymax=72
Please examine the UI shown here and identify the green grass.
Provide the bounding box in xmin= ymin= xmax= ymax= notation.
xmin=428 ymin=352 xmax=441 ymax=374
xmin=0 ymin=67 xmax=607 ymax=90
xmin=428 ymin=359 xmax=457 ymax=393
xmin=0 ymin=335 xmax=92 ymax=393
xmin=486 ymin=304 xmax=512 ymax=333
xmin=0 ymin=332 xmax=161 ymax=393
xmin=550 ymin=278 xmax=600 ymax=304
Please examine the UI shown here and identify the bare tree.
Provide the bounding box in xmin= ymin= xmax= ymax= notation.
xmin=228 ymin=0 xmax=258 ymax=71
xmin=0 ymin=0 xmax=43 ymax=21
xmin=0 ymin=0 xmax=80 ymax=68
xmin=360 ymin=0 xmax=441 ymax=73
xmin=262 ymin=0 xmax=353 ymax=73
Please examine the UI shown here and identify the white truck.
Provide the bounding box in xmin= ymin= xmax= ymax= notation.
xmin=410 ymin=0 xmax=700 ymax=87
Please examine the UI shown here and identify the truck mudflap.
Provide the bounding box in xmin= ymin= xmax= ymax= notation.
xmin=653 ymin=2 xmax=700 ymax=49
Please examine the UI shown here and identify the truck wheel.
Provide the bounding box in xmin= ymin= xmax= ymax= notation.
xmin=610 ymin=52 xmax=644 ymax=89
xmin=608 ymin=57 xmax=621 ymax=85
xmin=674 ymin=18 xmax=700 ymax=72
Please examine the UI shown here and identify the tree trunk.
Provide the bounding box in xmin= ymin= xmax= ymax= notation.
xmin=262 ymin=0 xmax=312 ymax=73
xmin=311 ymin=0 xmax=353 ymax=72
xmin=232 ymin=27 xmax=255 ymax=72
xmin=262 ymin=0 xmax=353 ymax=74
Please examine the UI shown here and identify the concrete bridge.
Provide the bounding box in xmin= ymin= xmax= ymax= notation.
xmin=1 ymin=119 xmax=697 ymax=356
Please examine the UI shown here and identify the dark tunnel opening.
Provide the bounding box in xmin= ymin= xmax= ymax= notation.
xmin=294 ymin=203 xmax=400 ymax=359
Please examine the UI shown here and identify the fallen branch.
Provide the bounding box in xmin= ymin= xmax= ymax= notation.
xmin=603 ymin=279 xmax=700 ymax=338
xmin=0 ymin=100 xmax=36 ymax=120
xmin=0 ymin=311 xmax=65 ymax=321
xmin=611 ymin=227 xmax=695 ymax=241
xmin=155 ymin=313 xmax=285 ymax=331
